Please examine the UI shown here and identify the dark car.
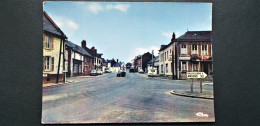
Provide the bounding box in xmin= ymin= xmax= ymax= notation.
xmin=117 ymin=70 xmax=126 ymax=77
xmin=129 ymin=68 xmax=135 ymax=73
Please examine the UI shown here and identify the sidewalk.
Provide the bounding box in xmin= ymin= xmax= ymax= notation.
xmin=43 ymin=79 xmax=80 ymax=88
xmin=170 ymin=89 xmax=214 ymax=100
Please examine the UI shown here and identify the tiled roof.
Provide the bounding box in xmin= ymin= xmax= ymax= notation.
xmin=176 ymin=31 xmax=212 ymax=41
xmin=65 ymin=41 xmax=93 ymax=57
xmin=43 ymin=11 xmax=64 ymax=37
xmin=159 ymin=31 xmax=212 ymax=51
xmin=147 ymin=56 xmax=159 ymax=64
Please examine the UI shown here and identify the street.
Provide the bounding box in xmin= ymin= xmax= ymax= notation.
xmin=42 ymin=71 xmax=215 ymax=123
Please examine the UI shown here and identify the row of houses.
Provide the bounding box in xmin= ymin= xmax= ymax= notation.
xmin=132 ymin=31 xmax=213 ymax=80
xmin=131 ymin=52 xmax=154 ymax=72
xmin=43 ymin=11 xmax=104 ymax=83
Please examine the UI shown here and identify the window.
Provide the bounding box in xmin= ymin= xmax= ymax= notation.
xmin=202 ymin=45 xmax=208 ymax=55
xmin=45 ymin=56 xmax=50 ymax=70
xmin=181 ymin=45 xmax=187 ymax=55
xmin=167 ymin=51 xmax=168 ymax=59
xmin=193 ymin=63 xmax=198 ymax=71
xmin=44 ymin=56 xmax=53 ymax=71
xmin=192 ymin=45 xmax=198 ymax=55
xmin=170 ymin=49 xmax=171 ymax=54
xmin=166 ymin=64 xmax=168 ymax=73
xmin=181 ymin=61 xmax=187 ymax=71
xmin=45 ymin=35 xmax=51 ymax=49
xmin=165 ymin=52 xmax=166 ymax=61
xmin=161 ymin=65 xmax=163 ymax=73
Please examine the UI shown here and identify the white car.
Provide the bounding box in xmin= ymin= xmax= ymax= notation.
xmin=139 ymin=69 xmax=144 ymax=73
xmin=148 ymin=68 xmax=157 ymax=77
xmin=105 ymin=68 xmax=111 ymax=73
xmin=90 ymin=70 xmax=97 ymax=76
xmin=97 ymin=70 xmax=102 ymax=75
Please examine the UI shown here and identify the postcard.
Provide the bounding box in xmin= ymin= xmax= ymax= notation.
xmin=42 ymin=1 xmax=214 ymax=123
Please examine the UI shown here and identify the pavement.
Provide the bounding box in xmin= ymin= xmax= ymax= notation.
xmin=137 ymin=73 xmax=214 ymax=99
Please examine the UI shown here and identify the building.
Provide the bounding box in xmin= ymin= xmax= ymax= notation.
xmin=158 ymin=39 xmax=175 ymax=77
xmin=174 ymin=31 xmax=213 ymax=79
xmin=65 ymin=41 xmax=93 ymax=77
xmin=126 ymin=62 xmax=132 ymax=69
xmin=134 ymin=52 xmax=154 ymax=72
xmin=147 ymin=56 xmax=159 ymax=74
xmin=81 ymin=40 xmax=103 ymax=71
xmin=43 ymin=11 xmax=67 ymax=83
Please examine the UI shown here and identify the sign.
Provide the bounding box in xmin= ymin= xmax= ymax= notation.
xmin=187 ymin=72 xmax=207 ymax=78
xmin=203 ymin=55 xmax=210 ymax=60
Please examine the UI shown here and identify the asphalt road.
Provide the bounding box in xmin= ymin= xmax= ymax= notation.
xmin=42 ymin=72 xmax=215 ymax=123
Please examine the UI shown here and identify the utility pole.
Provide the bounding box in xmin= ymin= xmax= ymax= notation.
xmin=56 ymin=32 xmax=64 ymax=83
xmin=152 ymin=50 xmax=154 ymax=67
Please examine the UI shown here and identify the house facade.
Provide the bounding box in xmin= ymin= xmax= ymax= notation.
xmin=134 ymin=52 xmax=154 ymax=72
xmin=43 ymin=11 xmax=67 ymax=83
xmin=81 ymin=40 xmax=103 ymax=71
xmin=158 ymin=43 xmax=174 ymax=76
xmin=65 ymin=41 xmax=93 ymax=77
xmin=174 ymin=31 xmax=213 ymax=79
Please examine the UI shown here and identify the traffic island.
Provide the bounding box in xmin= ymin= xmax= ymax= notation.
xmin=170 ymin=90 xmax=214 ymax=100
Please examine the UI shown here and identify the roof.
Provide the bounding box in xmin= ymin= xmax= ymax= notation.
xmin=97 ymin=53 xmax=103 ymax=58
xmin=176 ymin=31 xmax=212 ymax=41
xmin=43 ymin=11 xmax=65 ymax=37
xmin=65 ymin=41 xmax=93 ymax=57
xmin=147 ymin=56 xmax=159 ymax=64
xmin=159 ymin=31 xmax=212 ymax=51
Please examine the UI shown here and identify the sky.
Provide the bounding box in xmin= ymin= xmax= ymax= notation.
xmin=43 ymin=2 xmax=212 ymax=63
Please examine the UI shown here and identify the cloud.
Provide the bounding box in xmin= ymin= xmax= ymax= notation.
xmin=106 ymin=4 xmax=130 ymax=12
xmin=161 ymin=31 xmax=172 ymax=38
xmin=76 ymin=3 xmax=130 ymax=14
xmin=88 ymin=3 xmax=103 ymax=14
xmin=133 ymin=46 xmax=160 ymax=57
xmin=49 ymin=14 xmax=79 ymax=37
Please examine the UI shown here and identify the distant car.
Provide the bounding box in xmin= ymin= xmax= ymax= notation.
xmin=139 ymin=69 xmax=144 ymax=74
xmin=90 ymin=70 xmax=97 ymax=76
xmin=117 ymin=70 xmax=126 ymax=77
xmin=105 ymin=68 xmax=111 ymax=73
xmin=148 ymin=68 xmax=157 ymax=77
xmin=97 ymin=70 xmax=102 ymax=75
xmin=129 ymin=68 xmax=135 ymax=73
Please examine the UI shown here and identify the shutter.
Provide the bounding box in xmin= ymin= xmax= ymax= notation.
xmin=51 ymin=37 xmax=54 ymax=50
xmin=43 ymin=56 xmax=45 ymax=71
xmin=43 ymin=34 xmax=45 ymax=48
xmin=51 ymin=57 xmax=54 ymax=71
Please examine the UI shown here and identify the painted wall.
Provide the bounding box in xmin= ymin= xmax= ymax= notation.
xmin=43 ymin=33 xmax=64 ymax=75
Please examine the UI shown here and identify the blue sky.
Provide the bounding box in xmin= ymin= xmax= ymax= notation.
xmin=44 ymin=2 xmax=212 ymax=63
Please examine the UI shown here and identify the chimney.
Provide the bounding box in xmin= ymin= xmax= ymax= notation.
xmin=171 ymin=32 xmax=176 ymax=42
xmin=117 ymin=59 xmax=118 ymax=63
xmin=81 ymin=40 xmax=86 ymax=48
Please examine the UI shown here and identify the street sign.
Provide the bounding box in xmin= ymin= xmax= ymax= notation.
xmin=187 ymin=72 xmax=207 ymax=78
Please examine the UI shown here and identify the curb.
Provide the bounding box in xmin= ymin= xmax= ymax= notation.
xmin=170 ymin=91 xmax=214 ymax=100
xmin=43 ymin=81 xmax=80 ymax=88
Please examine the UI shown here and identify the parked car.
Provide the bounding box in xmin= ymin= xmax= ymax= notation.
xmin=90 ymin=70 xmax=97 ymax=76
xmin=97 ymin=70 xmax=102 ymax=75
xmin=105 ymin=68 xmax=111 ymax=73
xmin=148 ymin=68 xmax=157 ymax=77
xmin=139 ymin=69 xmax=144 ymax=74
xmin=129 ymin=68 xmax=135 ymax=73
xmin=117 ymin=70 xmax=126 ymax=77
